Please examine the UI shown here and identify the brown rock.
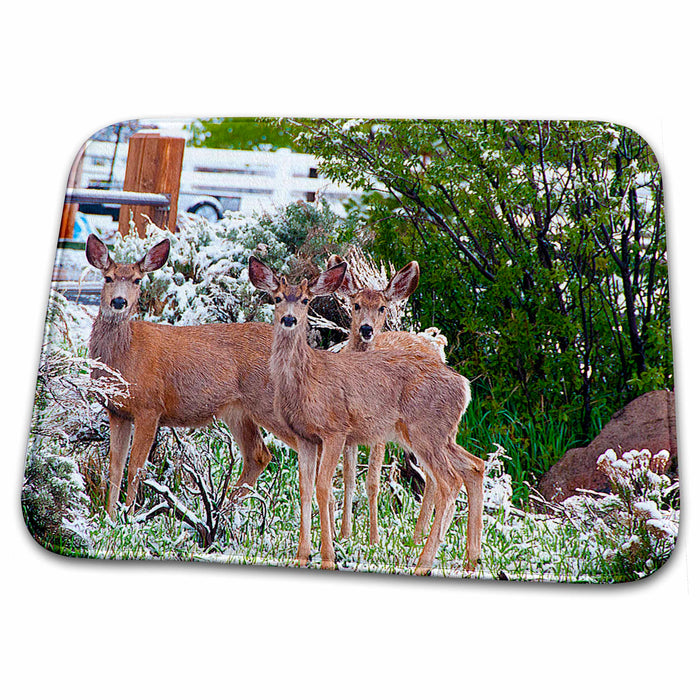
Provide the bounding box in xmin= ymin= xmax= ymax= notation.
xmin=538 ymin=390 xmax=677 ymax=502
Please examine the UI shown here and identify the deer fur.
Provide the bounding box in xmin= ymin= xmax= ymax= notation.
xmin=249 ymin=255 xmax=484 ymax=575
xmin=326 ymin=254 xmax=445 ymax=544
xmin=85 ymin=234 xmax=298 ymax=516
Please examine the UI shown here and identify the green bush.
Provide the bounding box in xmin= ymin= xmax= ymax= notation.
xmin=22 ymin=450 xmax=90 ymax=554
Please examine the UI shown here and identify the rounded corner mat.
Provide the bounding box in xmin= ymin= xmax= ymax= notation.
xmin=23 ymin=118 xmax=678 ymax=583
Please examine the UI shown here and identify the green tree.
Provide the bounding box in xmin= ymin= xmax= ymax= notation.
xmin=288 ymin=119 xmax=670 ymax=442
xmin=189 ymin=117 xmax=299 ymax=150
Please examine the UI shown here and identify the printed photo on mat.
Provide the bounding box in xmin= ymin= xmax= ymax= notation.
xmin=23 ymin=118 xmax=677 ymax=582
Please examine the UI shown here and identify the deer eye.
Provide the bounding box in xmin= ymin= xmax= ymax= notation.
xmin=354 ymin=303 xmax=360 ymax=311
xmin=133 ymin=278 xmax=142 ymax=285
xmin=302 ymin=298 xmax=309 ymax=305
xmin=274 ymin=296 xmax=283 ymax=303
xmin=379 ymin=306 xmax=386 ymax=313
xmin=104 ymin=276 xmax=113 ymax=283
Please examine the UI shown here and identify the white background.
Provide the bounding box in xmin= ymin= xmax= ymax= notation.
xmin=2 ymin=2 xmax=697 ymax=698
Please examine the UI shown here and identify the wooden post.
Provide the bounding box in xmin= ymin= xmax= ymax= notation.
xmin=118 ymin=131 xmax=185 ymax=237
xmin=59 ymin=143 xmax=86 ymax=239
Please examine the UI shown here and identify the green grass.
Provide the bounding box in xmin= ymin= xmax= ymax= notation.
xmin=457 ymin=390 xmax=613 ymax=505
xmin=80 ymin=429 xmax=677 ymax=583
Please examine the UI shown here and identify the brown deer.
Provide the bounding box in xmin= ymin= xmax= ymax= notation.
xmin=85 ymin=234 xmax=299 ymax=517
xmin=326 ymin=255 xmax=445 ymax=544
xmin=249 ymin=256 xmax=484 ymax=575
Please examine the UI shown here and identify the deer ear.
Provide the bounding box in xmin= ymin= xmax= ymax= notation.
xmin=249 ymin=256 xmax=280 ymax=294
xmin=385 ymin=261 xmax=420 ymax=302
xmin=326 ymin=256 xmax=358 ymax=296
xmin=309 ymin=262 xmax=347 ymax=297
xmin=326 ymin=254 xmax=344 ymax=270
xmin=139 ymin=239 xmax=170 ymax=273
xmin=85 ymin=234 xmax=112 ymax=271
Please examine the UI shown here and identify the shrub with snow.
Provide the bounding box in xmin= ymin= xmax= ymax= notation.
xmin=113 ymin=211 xmax=292 ymax=326
xmin=24 ymin=292 xmax=128 ymax=552
xmin=22 ymin=451 xmax=91 ymax=553
xmin=562 ymin=448 xmax=678 ymax=581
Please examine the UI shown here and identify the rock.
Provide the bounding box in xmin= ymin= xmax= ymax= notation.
xmin=538 ymin=390 xmax=677 ymax=502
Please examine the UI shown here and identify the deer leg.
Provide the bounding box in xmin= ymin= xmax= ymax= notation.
xmin=367 ymin=442 xmax=385 ymax=545
xmin=414 ymin=476 xmax=435 ymax=543
xmin=125 ymin=413 xmax=159 ymax=512
xmin=223 ymin=413 xmax=272 ymax=500
xmin=317 ymin=436 xmax=345 ymax=570
xmin=340 ymin=444 xmax=357 ymax=539
xmin=462 ymin=467 xmax=484 ymax=571
xmin=106 ymin=412 xmax=132 ymax=517
xmin=320 ymin=449 xmax=338 ymax=541
xmin=415 ymin=461 xmax=460 ymax=576
xmin=296 ymin=440 xmax=318 ymax=567
xmin=449 ymin=446 xmax=485 ymax=571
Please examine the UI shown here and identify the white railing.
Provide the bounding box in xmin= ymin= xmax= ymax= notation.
xmin=80 ymin=139 xmax=358 ymax=216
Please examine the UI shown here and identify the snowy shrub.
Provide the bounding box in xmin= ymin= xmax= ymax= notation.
xmin=255 ymin=198 xmax=351 ymax=262
xmin=474 ymin=446 xmax=596 ymax=582
xmin=561 ymin=448 xmax=678 ymax=581
xmin=475 ymin=445 xmax=678 ymax=583
xmin=112 ymin=210 xmax=292 ymax=325
xmin=482 ymin=445 xmax=514 ymax=517
xmin=22 ymin=451 xmax=91 ymax=553
xmin=23 ymin=293 xmax=130 ymax=550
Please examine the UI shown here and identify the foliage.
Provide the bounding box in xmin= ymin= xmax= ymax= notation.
xmin=23 ymin=292 xmax=128 ymax=552
xmin=253 ymin=198 xmax=360 ymax=264
xmin=287 ymin=119 xmax=671 ymax=453
xmin=22 ymin=451 xmax=91 ymax=554
xmin=563 ymin=448 xmax=678 ymax=582
xmin=188 ymin=118 xmax=299 ymax=151
xmin=457 ymin=395 xmax=601 ymax=504
xmin=114 ymin=210 xmax=292 ymax=325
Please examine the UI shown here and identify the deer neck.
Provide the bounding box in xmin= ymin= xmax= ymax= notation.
xmin=89 ymin=310 xmax=133 ymax=371
xmin=270 ymin=323 xmax=314 ymax=393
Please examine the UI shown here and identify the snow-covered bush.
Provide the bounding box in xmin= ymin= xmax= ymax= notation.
xmin=22 ymin=451 xmax=91 ymax=553
xmin=255 ymin=198 xmax=352 ymax=262
xmin=24 ymin=292 xmax=128 ymax=552
xmin=112 ymin=210 xmax=292 ymax=326
xmin=482 ymin=444 xmax=514 ymax=517
xmin=474 ymin=445 xmax=678 ymax=583
xmin=562 ymin=448 xmax=678 ymax=581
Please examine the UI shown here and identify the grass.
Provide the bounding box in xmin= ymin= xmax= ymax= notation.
xmin=79 ymin=428 xmax=677 ymax=583
xmin=458 ymin=389 xmax=613 ymax=505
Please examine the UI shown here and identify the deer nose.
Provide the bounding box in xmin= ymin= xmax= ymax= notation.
xmin=281 ymin=315 xmax=297 ymax=328
xmin=111 ymin=297 xmax=128 ymax=310
xmin=360 ymin=324 xmax=374 ymax=341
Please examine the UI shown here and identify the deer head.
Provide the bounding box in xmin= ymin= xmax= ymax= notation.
xmin=86 ymin=234 xmax=170 ymax=321
xmin=249 ymin=256 xmax=347 ymax=332
xmin=326 ymin=255 xmax=420 ymax=345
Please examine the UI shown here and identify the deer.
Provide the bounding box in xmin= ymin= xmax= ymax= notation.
xmin=326 ymin=254 xmax=447 ymax=545
xmin=248 ymin=256 xmax=484 ymax=575
xmin=85 ymin=233 xmax=300 ymax=517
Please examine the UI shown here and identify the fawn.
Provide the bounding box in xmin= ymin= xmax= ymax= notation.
xmin=326 ymin=255 xmax=446 ymax=544
xmin=85 ymin=234 xmax=299 ymax=516
xmin=249 ymin=256 xmax=484 ymax=575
